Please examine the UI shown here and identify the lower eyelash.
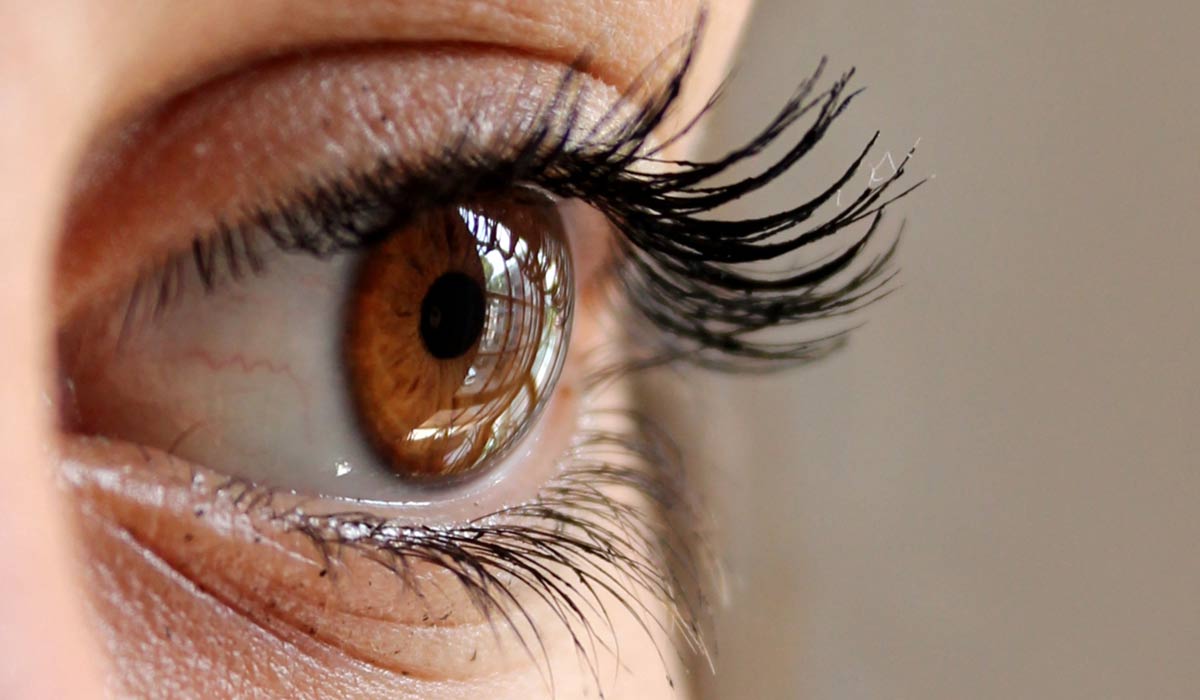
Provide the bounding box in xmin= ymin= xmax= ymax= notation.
xmin=210 ymin=388 xmax=712 ymax=690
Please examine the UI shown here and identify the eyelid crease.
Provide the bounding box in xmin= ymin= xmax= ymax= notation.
xmin=83 ymin=0 xmax=705 ymax=148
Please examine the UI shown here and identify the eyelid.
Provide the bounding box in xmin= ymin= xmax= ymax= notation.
xmin=85 ymin=1 xmax=696 ymax=139
xmin=57 ymin=438 xmax=555 ymax=680
xmin=55 ymin=46 xmax=624 ymax=325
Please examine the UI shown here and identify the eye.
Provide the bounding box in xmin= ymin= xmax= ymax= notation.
xmin=62 ymin=190 xmax=573 ymax=498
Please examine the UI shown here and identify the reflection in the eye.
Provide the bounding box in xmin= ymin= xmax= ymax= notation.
xmin=345 ymin=194 xmax=573 ymax=484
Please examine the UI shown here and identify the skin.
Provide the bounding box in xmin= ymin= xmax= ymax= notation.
xmin=0 ymin=1 xmax=752 ymax=698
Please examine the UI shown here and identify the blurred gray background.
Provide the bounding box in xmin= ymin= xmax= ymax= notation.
xmin=676 ymin=1 xmax=1200 ymax=698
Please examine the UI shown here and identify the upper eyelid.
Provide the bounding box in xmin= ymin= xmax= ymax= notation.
xmin=60 ymin=32 xmax=921 ymax=370
xmin=55 ymin=47 xmax=627 ymax=324
xmin=84 ymin=0 xmax=700 ymax=137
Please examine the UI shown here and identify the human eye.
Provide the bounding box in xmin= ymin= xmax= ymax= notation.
xmin=53 ymin=25 xmax=918 ymax=698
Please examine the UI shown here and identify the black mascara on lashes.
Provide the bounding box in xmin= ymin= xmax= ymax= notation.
xmin=145 ymin=46 xmax=919 ymax=373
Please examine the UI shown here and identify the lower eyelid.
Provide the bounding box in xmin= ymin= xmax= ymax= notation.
xmin=58 ymin=349 xmax=688 ymax=687
xmin=63 ymin=437 xmax=563 ymax=680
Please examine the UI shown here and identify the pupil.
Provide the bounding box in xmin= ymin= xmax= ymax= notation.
xmin=419 ymin=272 xmax=486 ymax=360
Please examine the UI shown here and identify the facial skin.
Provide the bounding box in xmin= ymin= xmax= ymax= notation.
xmin=0 ymin=1 xmax=751 ymax=698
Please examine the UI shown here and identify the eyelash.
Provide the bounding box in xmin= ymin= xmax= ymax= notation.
xmin=119 ymin=28 xmax=919 ymax=687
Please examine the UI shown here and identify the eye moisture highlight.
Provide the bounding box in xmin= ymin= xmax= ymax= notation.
xmin=53 ymin=26 xmax=920 ymax=690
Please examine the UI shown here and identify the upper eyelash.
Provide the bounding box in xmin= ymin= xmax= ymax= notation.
xmin=577 ymin=53 xmax=923 ymax=369
xmin=160 ymin=31 xmax=920 ymax=372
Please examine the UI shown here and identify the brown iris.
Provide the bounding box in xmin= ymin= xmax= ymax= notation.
xmin=344 ymin=195 xmax=572 ymax=483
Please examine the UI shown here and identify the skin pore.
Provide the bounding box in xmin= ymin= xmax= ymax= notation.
xmin=0 ymin=1 xmax=751 ymax=698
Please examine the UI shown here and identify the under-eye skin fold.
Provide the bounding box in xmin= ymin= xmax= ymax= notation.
xmin=55 ymin=24 xmax=920 ymax=689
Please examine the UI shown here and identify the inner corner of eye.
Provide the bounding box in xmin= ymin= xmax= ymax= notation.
xmin=58 ymin=188 xmax=582 ymax=507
